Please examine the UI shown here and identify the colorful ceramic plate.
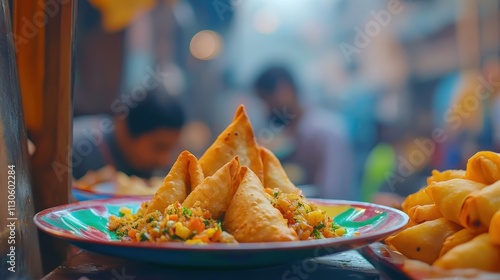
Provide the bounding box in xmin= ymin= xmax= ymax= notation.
xmin=34 ymin=198 xmax=408 ymax=267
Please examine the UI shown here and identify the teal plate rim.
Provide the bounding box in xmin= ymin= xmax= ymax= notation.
xmin=34 ymin=197 xmax=409 ymax=252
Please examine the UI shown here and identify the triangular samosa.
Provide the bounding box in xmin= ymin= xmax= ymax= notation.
xmin=145 ymin=151 xmax=204 ymax=214
xmin=223 ymin=166 xmax=298 ymax=242
xmin=199 ymin=105 xmax=263 ymax=181
xmin=260 ymin=147 xmax=301 ymax=194
xmin=385 ymin=218 xmax=462 ymax=264
xmin=182 ymin=157 xmax=241 ymax=220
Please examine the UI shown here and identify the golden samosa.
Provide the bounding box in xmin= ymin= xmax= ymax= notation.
xmin=426 ymin=178 xmax=485 ymax=225
xmin=464 ymin=151 xmax=500 ymax=185
xmin=385 ymin=218 xmax=462 ymax=264
xmin=407 ymin=204 xmax=442 ymax=224
xmin=260 ymin=147 xmax=301 ymax=194
xmin=145 ymin=151 xmax=204 ymax=214
xmin=401 ymin=188 xmax=433 ymax=214
xmin=182 ymin=157 xmax=241 ymax=220
xmin=439 ymin=228 xmax=478 ymax=257
xmin=489 ymin=210 xmax=500 ymax=245
xmin=223 ymin=166 xmax=298 ymax=242
xmin=434 ymin=234 xmax=500 ymax=272
xmin=460 ymin=180 xmax=500 ymax=233
xmin=426 ymin=169 xmax=465 ymax=185
xmin=199 ymin=105 xmax=263 ymax=181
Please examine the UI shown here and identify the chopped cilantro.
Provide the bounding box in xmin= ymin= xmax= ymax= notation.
xmin=139 ymin=232 xmax=149 ymax=241
xmin=332 ymin=223 xmax=341 ymax=230
xmin=203 ymin=219 xmax=210 ymax=227
xmin=312 ymin=228 xmax=322 ymax=239
xmin=273 ymin=191 xmax=279 ymax=198
xmin=171 ymin=235 xmax=181 ymax=240
xmin=146 ymin=216 xmax=154 ymax=223
xmin=182 ymin=207 xmax=192 ymax=216
xmin=314 ymin=222 xmax=325 ymax=231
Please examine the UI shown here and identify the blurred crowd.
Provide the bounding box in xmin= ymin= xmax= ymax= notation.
xmin=72 ymin=0 xmax=500 ymax=203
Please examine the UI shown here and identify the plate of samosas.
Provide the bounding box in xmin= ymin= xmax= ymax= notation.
xmin=72 ymin=166 xmax=164 ymax=200
xmin=362 ymin=151 xmax=500 ymax=279
xmin=35 ymin=105 xmax=408 ymax=267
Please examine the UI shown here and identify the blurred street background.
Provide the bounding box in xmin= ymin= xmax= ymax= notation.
xmin=73 ymin=0 xmax=500 ymax=202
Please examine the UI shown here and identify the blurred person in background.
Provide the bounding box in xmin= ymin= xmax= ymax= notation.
xmin=72 ymin=88 xmax=185 ymax=179
xmin=253 ymin=66 xmax=355 ymax=199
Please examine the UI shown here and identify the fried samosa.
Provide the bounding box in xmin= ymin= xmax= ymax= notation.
xmin=426 ymin=178 xmax=485 ymax=225
xmin=199 ymin=105 xmax=263 ymax=181
xmin=439 ymin=228 xmax=478 ymax=257
xmin=401 ymin=188 xmax=434 ymax=214
xmin=426 ymin=169 xmax=465 ymax=185
xmin=464 ymin=151 xmax=500 ymax=185
xmin=407 ymin=204 xmax=442 ymax=224
xmin=434 ymin=234 xmax=500 ymax=272
xmin=182 ymin=157 xmax=241 ymax=220
xmin=145 ymin=151 xmax=204 ymax=214
xmin=260 ymin=147 xmax=301 ymax=194
xmin=489 ymin=210 xmax=500 ymax=245
xmin=460 ymin=180 xmax=500 ymax=233
xmin=223 ymin=166 xmax=298 ymax=242
xmin=385 ymin=218 xmax=462 ymax=264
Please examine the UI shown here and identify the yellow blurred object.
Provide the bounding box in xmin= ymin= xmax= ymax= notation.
xmin=89 ymin=0 xmax=157 ymax=32
xmin=447 ymin=72 xmax=485 ymax=135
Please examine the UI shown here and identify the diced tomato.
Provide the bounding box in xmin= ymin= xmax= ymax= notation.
xmin=212 ymin=230 xmax=221 ymax=241
xmin=188 ymin=217 xmax=205 ymax=233
xmin=169 ymin=214 xmax=178 ymax=221
xmin=203 ymin=211 xmax=211 ymax=219
xmin=128 ymin=229 xmax=138 ymax=240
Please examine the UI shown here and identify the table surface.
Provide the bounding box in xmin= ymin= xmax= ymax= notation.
xmin=43 ymin=249 xmax=385 ymax=280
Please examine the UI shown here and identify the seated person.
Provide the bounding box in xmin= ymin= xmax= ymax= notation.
xmin=72 ymin=88 xmax=185 ymax=179
xmin=253 ymin=66 xmax=355 ymax=199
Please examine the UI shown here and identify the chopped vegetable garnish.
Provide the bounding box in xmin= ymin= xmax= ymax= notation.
xmin=108 ymin=202 xmax=237 ymax=244
xmin=265 ymin=188 xmax=346 ymax=240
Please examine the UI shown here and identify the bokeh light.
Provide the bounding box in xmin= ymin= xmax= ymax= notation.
xmin=189 ymin=30 xmax=223 ymax=60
